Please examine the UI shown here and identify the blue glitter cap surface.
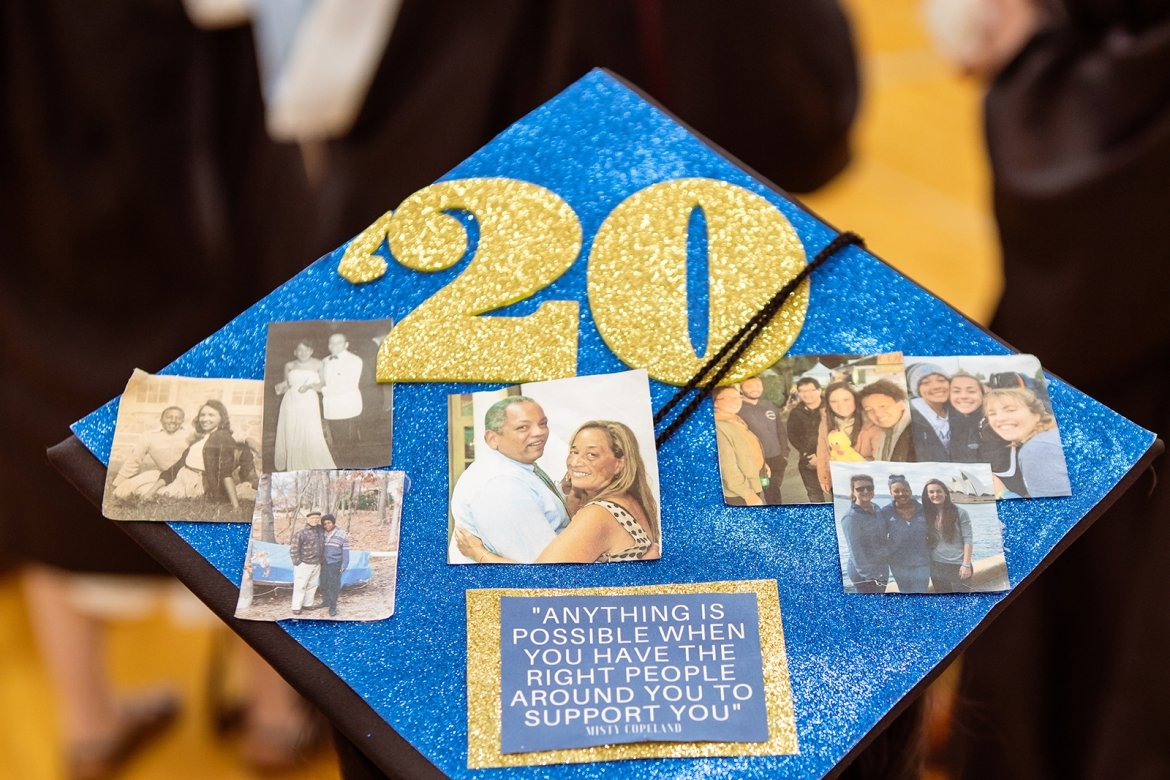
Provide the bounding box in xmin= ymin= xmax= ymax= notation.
xmin=72 ymin=71 xmax=1156 ymax=778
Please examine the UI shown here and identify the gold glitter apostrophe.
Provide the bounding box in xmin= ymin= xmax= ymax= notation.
xmin=466 ymin=580 xmax=798 ymax=768
xmin=588 ymin=179 xmax=808 ymax=386
xmin=337 ymin=209 xmax=393 ymax=283
xmin=373 ymin=178 xmax=582 ymax=383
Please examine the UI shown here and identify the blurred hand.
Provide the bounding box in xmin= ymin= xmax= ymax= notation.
xmin=923 ymin=0 xmax=1043 ymax=79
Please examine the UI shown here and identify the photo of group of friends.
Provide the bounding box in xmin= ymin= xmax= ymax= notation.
xmin=712 ymin=352 xmax=1070 ymax=506
xmin=234 ymin=470 xmax=403 ymax=622
xmin=447 ymin=369 xmax=661 ymax=565
xmin=903 ymin=354 xmax=1070 ymax=498
xmin=713 ymin=353 xmax=908 ymax=506
xmin=830 ymin=461 xmax=1010 ymax=594
xmin=103 ymin=319 xmax=401 ymax=621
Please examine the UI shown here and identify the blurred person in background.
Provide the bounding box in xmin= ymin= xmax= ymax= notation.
xmin=1 ymin=1 xmax=325 ymax=775
xmin=927 ymin=0 xmax=1170 ymax=776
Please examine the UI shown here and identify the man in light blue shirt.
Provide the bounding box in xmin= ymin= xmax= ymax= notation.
xmin=448 ymin=396 xmax=570 ymax=563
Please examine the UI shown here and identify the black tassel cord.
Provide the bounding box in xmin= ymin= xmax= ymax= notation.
xmin=653 ymin=231 xmax=864 ymax=448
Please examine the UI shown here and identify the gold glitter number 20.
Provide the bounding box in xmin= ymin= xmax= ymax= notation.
xmin=339 ymin=178 xmax=583 ymax=383
xmin=588 ymin=179 xmax=807 ymax=386
xmin=339 ymin=177 xmax=807 ymax=386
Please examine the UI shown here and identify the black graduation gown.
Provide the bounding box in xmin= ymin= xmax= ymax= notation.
xmin=959 ymin=2 xmax=1170 ymax=777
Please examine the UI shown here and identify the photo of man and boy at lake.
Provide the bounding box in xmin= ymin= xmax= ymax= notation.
xmin=235 ymin=469 xmax=404 ymax=621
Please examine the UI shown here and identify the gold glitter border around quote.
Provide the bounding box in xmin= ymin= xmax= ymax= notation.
xmin=466 ymin=579 xmax=798 ymax=768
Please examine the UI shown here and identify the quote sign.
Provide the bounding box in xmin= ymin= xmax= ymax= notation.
xmin=499 ymin=592 xmax=768 ymax=753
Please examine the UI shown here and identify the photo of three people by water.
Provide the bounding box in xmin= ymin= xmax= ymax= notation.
xmin=830 ymin=461 xmax=1010 ymax=595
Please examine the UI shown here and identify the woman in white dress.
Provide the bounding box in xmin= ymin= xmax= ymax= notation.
xmin=273 ymin=339 xmax=336 ymax=470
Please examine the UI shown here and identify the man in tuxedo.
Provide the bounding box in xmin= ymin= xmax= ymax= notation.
xmin=321 ymin=332 xmax=363 ymax=464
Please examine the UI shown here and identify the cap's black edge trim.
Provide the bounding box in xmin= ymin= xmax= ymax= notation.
xmin=46 ymin=435 xmax=442 ymax=780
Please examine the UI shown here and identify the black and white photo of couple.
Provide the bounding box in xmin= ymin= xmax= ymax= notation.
xmin=103 ymin=370 xmax=263 ymax=522
xmin=262 ymin=320 xmax=394 ymax=472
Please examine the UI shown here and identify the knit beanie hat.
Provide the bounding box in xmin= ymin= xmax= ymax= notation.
xmin=906 ymin=363 xmax=949 ymax=397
